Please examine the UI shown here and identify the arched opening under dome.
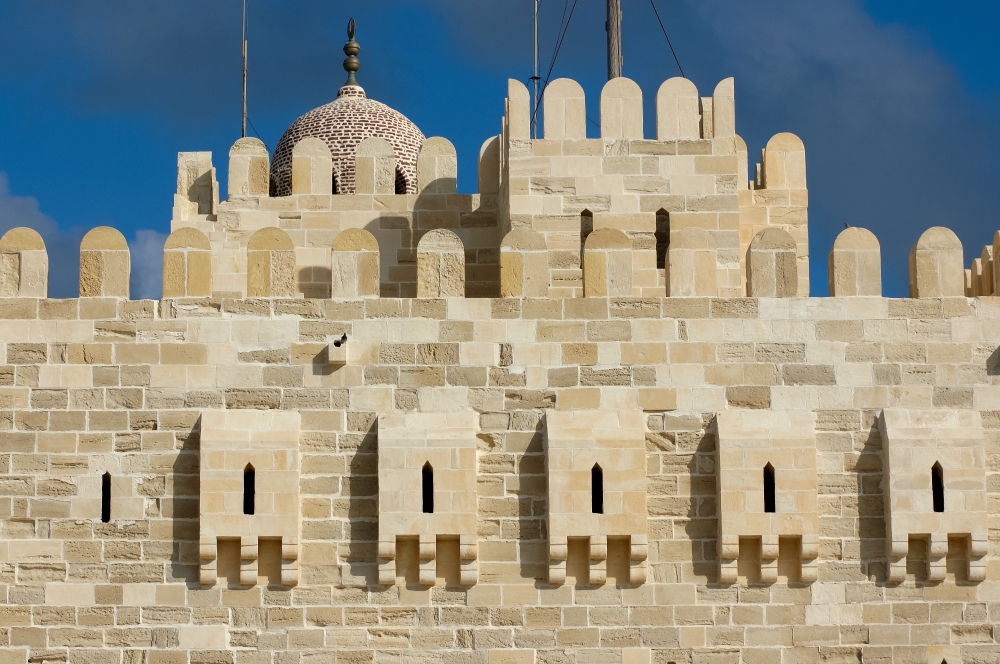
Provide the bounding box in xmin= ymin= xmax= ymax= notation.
xmin=395 ymin=167 xmax=408 ymax=195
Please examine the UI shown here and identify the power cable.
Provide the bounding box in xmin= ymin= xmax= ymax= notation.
xmin=648 ymin=0 xmax=685 ymax=78
xmin=246 ymin=117 xmax=271 ymax=155
xmin=531 ymin=0 xmax=580 ymax=128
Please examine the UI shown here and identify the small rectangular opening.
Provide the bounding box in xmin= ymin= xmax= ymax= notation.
xmin=946 ymin=535 xmax=968 ymax=582
xmin=436 ymin=536 xmax=461 ymax=587
xmin=396 ymin=536 xmax=420 ymax=587
xmin=258 ymin=538 xmax=282 ymax=586
xmin=101 ymin=472 xmax=111 ymax=523
xmin=607 ymin=537 xmax=630 ymax=584
xmin=216 ymin=538 xmax=242 ymax=587
xmin=905 ymin=537 xmax=928 ymax=582
xmin=737 ymin=537 xmax=762 ymax=584
xmin=777 ymin=537 xmax=801 ymax=583
xmin=566 ymin=537 xmax=591 ymax=585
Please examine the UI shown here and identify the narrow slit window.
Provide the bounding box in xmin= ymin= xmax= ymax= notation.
xmin=655 ymin=209 xmax=670 ymax=270
xmin=763 ymin=463 xmax=776 ymax=513
xmin=580 ymin=209 xmax=594 ymax=266
xmin=592 ymin=464 xmax=604 ymax=514
xmin=422 ymin=462 xmax=434 ymax=514
xmin=101 ymin=472 xmax=111 ymax=523
xmin=932 ymin=462 xmax=944 ymax=513
xmin=243 ymin=464 xmax=255 ymax=516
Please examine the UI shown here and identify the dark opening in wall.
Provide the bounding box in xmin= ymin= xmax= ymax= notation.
xmin=764 ymin=463 xmax=776 ymax=513
xmin=101 ymin=472 xmax=111 ymax=523
xmin=655 ymin=209 xmax=670 ymax=270
xmin=580 ymin=209 xmax=594 ymax=267
xmin=244 ymin=465 xmax=255 ymax=516
xmin=932 ymin=462 xmax=944 ymax=513
xmin=422 ymin=462 xmax=434 ymax=514
xmin=592 ymin=464 xmax=604 ymax=514
xmin=395 ymin=167 xmax=408 ymax=195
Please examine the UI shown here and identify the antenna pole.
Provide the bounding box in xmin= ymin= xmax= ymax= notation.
xmin=531 ymin=0 xmax=540 ymax=139
xmin=241 ymin=0 xmax=248 ymax=138
xmin=607 ymin=0 xmax=622 ymax=80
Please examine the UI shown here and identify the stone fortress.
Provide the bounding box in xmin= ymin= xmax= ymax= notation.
xmin=0 ymin=20 xmax=999 ymax=664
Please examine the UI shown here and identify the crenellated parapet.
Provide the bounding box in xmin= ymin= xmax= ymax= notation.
xmin=499 ymin=75 xmax=807 ymax=299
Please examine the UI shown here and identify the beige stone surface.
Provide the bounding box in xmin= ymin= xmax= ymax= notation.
xmin=0 ymin=227 xmax=47 ymax=297
xmin=331 ymin=228 xmax=380 ymax=298
xmin=199 ymin=410 xmax=301 ymax=587
xmin=478 ymin=135 xmax=501 ymax=195
xmin=910 ymin=226 xmax=965 ymax=297
xmin=712 ymin=78 xmax=736 ymax=139
xmin=656 ymin=77 xmax=700 ymax=140
xmin=377 ymin=411 xmax=479 ymax=587
xmin=79 ymin=226 xmax=130 ymax=298
xmin=500 ymin=228 xmax=548 ymax=297
xmin=600 ymin=77 xmax=643 ymax=139
xmin=247 ymin=227 xmax=296 ymax=297
xmin=879 ymin=409 xmax=988 ymax=583
xmin=417 ymin=137 xmax=458 ymax=194
xmin=0 ymin=71 xmax=995 ymax=664
xmin=228 ymin=137 xmax=270 ymax=197
xmin=163 ymin=227 xmax=212 ymax=298
xmin=747 ymin=227 xmax=797 ymax=297
xmin=544 ymin=78 xmax=586 ymax=140
xmin=417 ymin=228 xmax=465 ymax=298
xmin=545 ymin=409 xmax=647 ymax=585
xmin=174 ymin=151 xmax=218 ymax=220
xmin=583 ymin=228 xmax=632 ymax=298
xmin=291 ymin=137 xmax=334 ymax=195
xmin=994 ymin=230 xmax=1000 ymax=294
xmin=716 ymin=411 xmax=819 ymax=585
xmin=829 ymin=226 xmax=881 ymax=296
xmin=354 ymin=137 xmax=396 ymax=195
xmin=668 ymin=227 xmax=717 ymax=297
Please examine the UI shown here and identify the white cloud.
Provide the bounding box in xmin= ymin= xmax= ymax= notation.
xmin=0 ymin=172 xmax=167 ymax=299
xmin=129 ymin=228 xmax=166 ymax=300
xmin=0 ymin=172 xmax=59 ymax=238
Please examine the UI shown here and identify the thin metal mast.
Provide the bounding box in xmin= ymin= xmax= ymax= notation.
xmin=241 ymin=0 xmax=248 ymax=138
xmin=607 ymin=0 xmax=622 ymax=80
xmin=531 ymin=0 xmax=540 ymax=139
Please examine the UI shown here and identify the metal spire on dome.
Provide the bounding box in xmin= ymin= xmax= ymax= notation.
xmin=343 ymin=18 xmax=361 ymax=87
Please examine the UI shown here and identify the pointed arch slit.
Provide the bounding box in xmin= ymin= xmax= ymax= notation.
xmin=422 ymin=462 xmax=434 ymax=514
xmin=591 ymin=464 xmax=604 ymax=514
xmin=243 ymin=464 xmax=255 ymax=516
xmin=932 ymin=462 xmax=944 ymax=513
xmin=101 ymin=472 xmax=111 ymax=523
xmin=763 ymin=463 xmax=776 ymax=513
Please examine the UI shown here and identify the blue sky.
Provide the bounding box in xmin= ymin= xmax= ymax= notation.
xmin=0 ymin=0 xmax=997 ymax=298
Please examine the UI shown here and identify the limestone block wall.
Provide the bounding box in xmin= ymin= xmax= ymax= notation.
xmin=501 ymin=77 xmax=804 ymax=300
xmin=738 ymin=133 xmax=810 ymax=297
xmin=171 ymin=137 xmax=499 ymax=300
xmin=198 ymin=410 xmax=300 ymax=588
xmin=376 ymin=411 xmax=479 ymax=587
xmin=716 ymin=410 xmax=819 ymax=585
xmin=880 ymin=409 xmax=988 ymax=583
xmin=545 ymin=409 xmax=648 ymax=585
xmin=0 ymin=227 xmax=47 ymax=298
xmin=0 ymin=293 xmax=997 ymax=662
xmin=79 ymin=227 xmax=130 ymax=299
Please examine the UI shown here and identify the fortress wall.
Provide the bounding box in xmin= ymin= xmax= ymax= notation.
xmin=0 ymin=294 xmax=997 ymax=662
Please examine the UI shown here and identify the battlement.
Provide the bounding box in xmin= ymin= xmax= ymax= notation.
xmin=2 ymin=77 xmax=990 ymax=306
xmin=2 ymin=74 xmax=1000 ymax=664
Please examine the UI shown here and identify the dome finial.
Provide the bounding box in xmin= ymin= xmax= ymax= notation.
xmin=343 ymin=18 xmax=361 ymax=87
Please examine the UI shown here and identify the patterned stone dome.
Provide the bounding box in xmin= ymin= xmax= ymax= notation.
xmin=270 ymin=85 xmax=425 ymax=197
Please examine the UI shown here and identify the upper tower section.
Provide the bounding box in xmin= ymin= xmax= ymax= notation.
xmin=269 ymin=20 xmax=425 ymax=196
